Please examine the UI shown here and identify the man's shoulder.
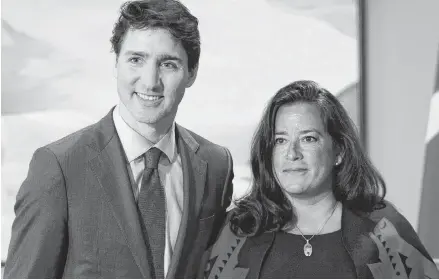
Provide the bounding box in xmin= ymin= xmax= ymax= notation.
xmin=42 ymin=114 xmax=109 ymax=160
xmin=177 ymin=125 xmax=230 ymax=162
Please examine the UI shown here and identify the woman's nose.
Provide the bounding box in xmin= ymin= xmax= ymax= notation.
xmin=285 ymin=142 xmax=302 ymax=161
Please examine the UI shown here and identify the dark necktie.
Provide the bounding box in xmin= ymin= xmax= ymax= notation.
xmin=137 ymin=147 xmax=166 ymax=279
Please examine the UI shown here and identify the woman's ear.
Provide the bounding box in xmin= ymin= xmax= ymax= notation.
xmin=335 ymin=155 xmax=342 ymax=166
xmin=334 ymin=145 xmax=345 ymax=166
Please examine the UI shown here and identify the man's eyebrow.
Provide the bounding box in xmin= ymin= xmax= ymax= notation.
xmin=122 ymin=51 xmax=183 ymax=63
xmin=157 ymin=54 xmax=183 ymax=63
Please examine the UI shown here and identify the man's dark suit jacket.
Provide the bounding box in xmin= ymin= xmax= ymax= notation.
xmin=4 ymin=108 xmax=234 ymax=278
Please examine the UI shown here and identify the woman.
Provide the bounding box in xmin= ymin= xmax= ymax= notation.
xmin=200 ymin=80 xmax=439 ymax=279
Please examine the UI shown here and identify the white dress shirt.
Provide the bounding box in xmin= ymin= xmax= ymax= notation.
xmin=113 ymin=106 xmax=183 ymax=277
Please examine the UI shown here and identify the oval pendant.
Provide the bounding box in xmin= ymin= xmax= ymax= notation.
xmin=304 ymin=241 xmax=312 ymax=256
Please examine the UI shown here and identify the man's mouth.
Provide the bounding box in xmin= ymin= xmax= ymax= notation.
xmin=135 ymin=92 xmax=163 ymax=101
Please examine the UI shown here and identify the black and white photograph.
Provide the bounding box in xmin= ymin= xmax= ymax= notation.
xmin=1 ymin=0 xmax=439 ymax=278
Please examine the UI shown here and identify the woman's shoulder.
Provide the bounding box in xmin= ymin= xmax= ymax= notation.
xmin=369 ymin=200 xmax=404 ymax=221
xmin=364 ymin=200 xmax=439 ymax=278
xmin=367 ymin=200 xmax=423 ymax=248
xmin=339 ymin=201 xmax=439 ymax=278
xmin=368 ymin=200 xmax=419 ymax=239
xmin=203 ymin=212 xmax=250 ymax=278
xmin=213 ymin=212 xmax=243 ymax=245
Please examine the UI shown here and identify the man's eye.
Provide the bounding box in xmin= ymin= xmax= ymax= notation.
xmin=161 ymin=62 xmax=178 ymax=69
xmin=128 ymin=57 xmax=143 ymax=64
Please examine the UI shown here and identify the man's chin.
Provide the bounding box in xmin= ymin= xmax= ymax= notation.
xmin=130 ymin=106 xmax=176 ymax=127
xmin=134 ymin=112 xmax=172 ymax=126
xmin=134 ymin=115 xmax=161 ymax=125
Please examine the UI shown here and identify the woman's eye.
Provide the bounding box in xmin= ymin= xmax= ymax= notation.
xmin=302 ymin=136 xmax=317 ymax=143
xmin=275 ymin=138 xmax=286 ymax=144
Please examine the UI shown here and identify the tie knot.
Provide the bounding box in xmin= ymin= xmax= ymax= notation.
xmin=144 ymin=147 xmax=162 ymax=168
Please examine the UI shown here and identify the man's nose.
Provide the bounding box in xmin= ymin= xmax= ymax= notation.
xmin=138 ymin=64 xmax=162 ymax=92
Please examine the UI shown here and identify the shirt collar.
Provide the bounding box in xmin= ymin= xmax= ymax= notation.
xmin=113 ymin=105 xmax=177 ymax=164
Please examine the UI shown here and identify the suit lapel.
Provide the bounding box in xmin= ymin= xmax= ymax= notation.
xmin=341 ymin=206 xmax=378 ymax=278
xmin=87 ymin=109 xmax=152 ymax=278
xmin=166 ymin=125 xmax=207 ymax=278
xmin=176 ymin=125 xmax=208 ymax=217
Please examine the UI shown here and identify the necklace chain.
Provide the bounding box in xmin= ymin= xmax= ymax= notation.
xmin=295 ymin=201 xmax=339 ymax=243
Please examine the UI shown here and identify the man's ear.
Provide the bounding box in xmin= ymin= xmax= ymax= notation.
xmin=113 ymin=56 xmax=119 ymax=78
xmin=186 ymin=64 xmax=199 ymax=88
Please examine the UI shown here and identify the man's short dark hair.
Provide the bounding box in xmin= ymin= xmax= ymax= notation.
xmin=111 ymin=0 xmax=200 ymax=72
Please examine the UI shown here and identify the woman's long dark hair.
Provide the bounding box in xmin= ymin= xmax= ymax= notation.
xmin=230 ymin=80 xmax=386 ymax=237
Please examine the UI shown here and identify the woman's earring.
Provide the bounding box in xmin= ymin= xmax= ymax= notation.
xmin=335 ymin=156 xmax=342 ymax=166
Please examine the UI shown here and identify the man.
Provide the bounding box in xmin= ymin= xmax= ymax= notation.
xmin=4 ymin=0 xmax=233 ymax=278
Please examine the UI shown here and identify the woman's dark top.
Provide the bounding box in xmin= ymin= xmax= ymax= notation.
xmin=238 ymin=229 xmax=357 ymax=279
